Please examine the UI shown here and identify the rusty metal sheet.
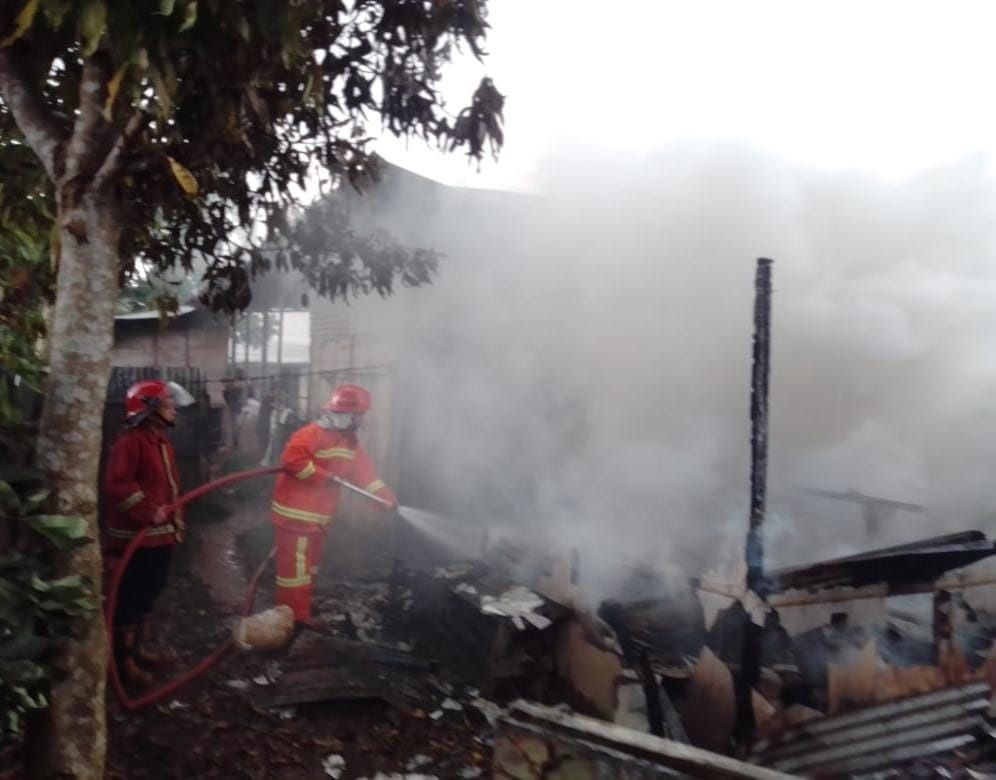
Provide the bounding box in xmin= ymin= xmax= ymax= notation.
xmin=751 ymin=682 xmax=992 ymax=777
xmin=754 ymin=682 xmax=988 ymax=753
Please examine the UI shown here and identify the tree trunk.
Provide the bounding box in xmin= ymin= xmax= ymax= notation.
xmin=29 ymin=192 xmax=120 ymax=780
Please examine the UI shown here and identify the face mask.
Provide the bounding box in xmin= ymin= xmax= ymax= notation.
xmin=318 ymin=411 xmax=358 ymax=431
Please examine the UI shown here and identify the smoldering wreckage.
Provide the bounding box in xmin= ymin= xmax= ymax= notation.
xmin=108 ymin=259 xmax=996 ymax=779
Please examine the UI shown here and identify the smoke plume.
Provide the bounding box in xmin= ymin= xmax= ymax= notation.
xmin=341 ymin=144 xmax=996 ymax=599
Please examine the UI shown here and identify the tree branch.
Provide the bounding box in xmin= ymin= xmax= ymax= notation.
xmin=0 ymin=46 xmax=66 ymax=180
xmin=93 ymin=110 xmax=144 ymax=192
xmin=62 ymin=56 xmax=111 ymax=186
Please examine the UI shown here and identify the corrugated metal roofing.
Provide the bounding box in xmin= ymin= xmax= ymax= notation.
xmin=751 ymin=682 xmax=993 ymax=777
xmin=114 ymin=304 xmax=196 ymax=320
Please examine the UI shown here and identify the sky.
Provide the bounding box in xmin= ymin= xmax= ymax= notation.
xmin=376 ymin=0 xmax=996 ymax=190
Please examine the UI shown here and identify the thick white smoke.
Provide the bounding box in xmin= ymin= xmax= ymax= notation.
xmin=340 ymin=144 xmax=996 ymax=599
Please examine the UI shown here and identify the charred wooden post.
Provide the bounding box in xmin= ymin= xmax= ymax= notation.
xmin=747 ymin=257 xmax=773 ymax=597
xmin=635 ymin=644 xmax=665 ymax=737
xmin=933 ymin=589 xmax=954 ymax=665
xmin=736 ymin=257 xmax=774 ymax=750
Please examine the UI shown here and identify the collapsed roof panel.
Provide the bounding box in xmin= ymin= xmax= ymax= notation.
xmin=768 ymin=533 xmax=996 ymax=593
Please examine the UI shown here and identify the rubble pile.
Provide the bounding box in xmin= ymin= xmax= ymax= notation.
xmin=110 ymin=487 xmax=996 ymax=779
xmin=587 ymin=531 xmax=996 ymax=776
xmin=394 ymin=560 xmax=571 ymax=699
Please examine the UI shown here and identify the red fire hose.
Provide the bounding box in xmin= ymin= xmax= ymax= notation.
xmin=104 ymin=466 xmax=283 ymax=710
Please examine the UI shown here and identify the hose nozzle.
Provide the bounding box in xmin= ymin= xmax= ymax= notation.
xmin=332 ymin=476 xmax=394 ymax=509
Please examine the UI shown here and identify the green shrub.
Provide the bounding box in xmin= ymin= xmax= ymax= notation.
xmin=0 ymin=481 xmax=94 ymax=744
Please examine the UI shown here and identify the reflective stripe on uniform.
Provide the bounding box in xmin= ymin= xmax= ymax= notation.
xmin=364 ymin=479 xmax=386 ymax=494
xmin=271 ymin=500 xmax=332 ymax=525
xmin=160 ymin=443 xmax=181 ymax=522
xmin=314 ymin=447 xmax=355 ymax=460
xmin=276 ymin=536 xmax=312 ymax=588
xmin=294 ymin=461 xmax=317 ymax=480
xmin=107 ymin=524 xmax=177 ymax=539
xmin=117 ymin=491 xmax=145 ymax=511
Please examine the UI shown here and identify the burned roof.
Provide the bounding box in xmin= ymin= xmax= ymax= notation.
xmin=767 ymin=532 xmax=996 ymax=593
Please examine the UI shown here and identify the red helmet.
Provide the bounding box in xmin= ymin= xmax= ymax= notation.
xmin=125 ymin=380 xmax=195 ymax=422
xmin=126 ymin=380 xmax=171 ymax=418
xmin=324 ymin=384 xmax=371 ymax=414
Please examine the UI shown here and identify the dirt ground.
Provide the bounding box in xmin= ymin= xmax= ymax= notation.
xmin=105 ymin=492 xmax=493 ymax=780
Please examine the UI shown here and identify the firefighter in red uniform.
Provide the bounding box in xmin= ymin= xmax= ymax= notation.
xmin=271 ymin=384 xmax=397 ymax=623
xmin=103 ymin=379 xmax=194 ymax=686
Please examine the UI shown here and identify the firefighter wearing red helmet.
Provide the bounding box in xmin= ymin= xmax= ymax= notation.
xmin=102 ymin=379 xmax=194 ymax=686
xmin=270 ymin=384 xmax=396 ymax=623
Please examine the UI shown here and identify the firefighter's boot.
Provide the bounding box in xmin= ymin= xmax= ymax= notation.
xmin=135 ymin=618 xmax=178 ymax=666
xmin=116 ymin=627 xmax=156 ymax=687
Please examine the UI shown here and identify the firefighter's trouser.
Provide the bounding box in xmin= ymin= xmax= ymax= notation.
xmin=273 ymin=524 xmax=326 ymax=622
xmin=114 ymin=546 xmax=174 ymax=627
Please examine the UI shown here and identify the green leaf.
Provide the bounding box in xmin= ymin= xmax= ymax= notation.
xmin=16 ymin=687 xmax=47 ymax=710
xmin=41 ymin=0 xmax=73 ymax=27
xmin=80 ymin=0 xmax=107 ymax=57
xmin=0 ymin=0 xmax=40 ymax=47
xmin=156 ymin=0 xmax=176 ymax=14
xmin=23 ymin=514 xmax=90 ymax=550
xmin=24 ymin=488 xmax=49 ymax=511
xmin=36 ymin=598 xmax=91 ymax=615
xmin=0 ymin=659 xmax=45 ymax=685
xmin=30 ymin=574 xmax=84 ymax=593
xmin=0 ymin=632 xmax=52 ymax=661
xmin=178 ymin=1 xmax=197 ymax=32
xmin=0 ymin=481 xmax=21 ymax=517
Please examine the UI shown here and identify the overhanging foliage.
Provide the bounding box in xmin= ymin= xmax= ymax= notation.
xmin=0 ymin=0 xmax=504 ymax=312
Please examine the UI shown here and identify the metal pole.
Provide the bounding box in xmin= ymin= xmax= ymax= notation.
xmin=242 ymin=314 xmax=250 ymax=373
xmin=261 ymin=309 xmax=270 ymax=383
xmin=276 ymin=306 xmax=285 ymax=370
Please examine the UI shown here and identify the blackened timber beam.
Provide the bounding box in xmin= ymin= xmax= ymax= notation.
xmin=737 ymin=258 xmax=774 ymax=750
xmin=746 ymin=257 xmax=773 ymax=597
